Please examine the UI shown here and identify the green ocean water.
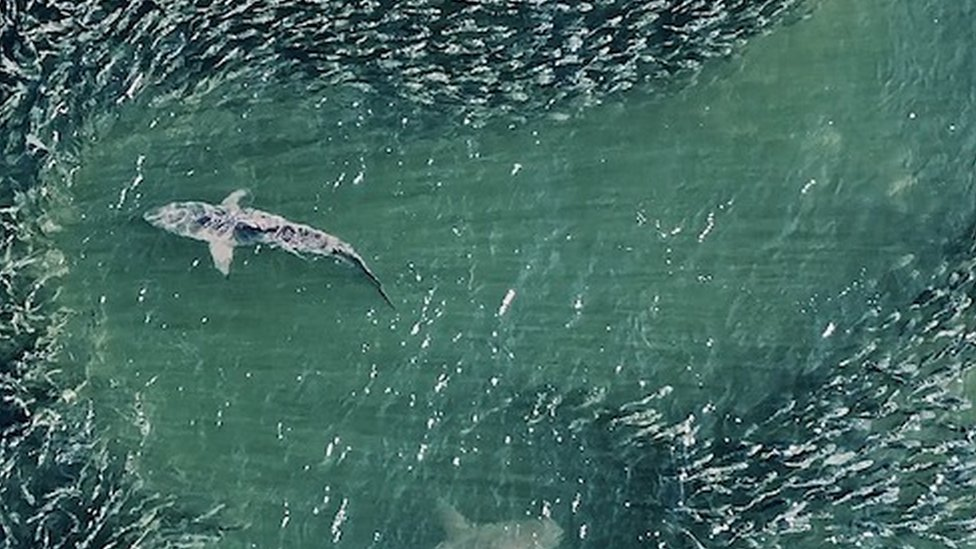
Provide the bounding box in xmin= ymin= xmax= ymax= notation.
xmin=43 ymin=1 xmax=975 ymax=547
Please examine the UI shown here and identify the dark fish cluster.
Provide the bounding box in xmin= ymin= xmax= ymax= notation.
xmin=449 ymin=235 xmax=976 ymax=546
xmin=443 ymin=238 xmax=976 ymax=547
xmin=1 ymin=0 xmax=808 ymax=190
xmin=599 ymin=249 xmax=976 ymax=547
xmin=0 ymin=195 xmax=229 ymax=546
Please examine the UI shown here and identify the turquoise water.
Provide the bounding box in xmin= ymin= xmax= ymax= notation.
xmin=4 ymin=0 xmax=976 ymax=547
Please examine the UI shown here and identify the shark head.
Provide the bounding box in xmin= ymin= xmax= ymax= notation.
xmin=144 ymin=202 xmax=195 ymax=232
xmin=144 ymin=201 xmax=238 ymax=275
xmin=434 ymin=501 xmax=563 ymax=549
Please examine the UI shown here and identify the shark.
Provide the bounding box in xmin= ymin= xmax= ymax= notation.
xmin=143 ymin=189 xmax=394 ymax=308
xmin=433 ymin=501 xmax=563 ymax=549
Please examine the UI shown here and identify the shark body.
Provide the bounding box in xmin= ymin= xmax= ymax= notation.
xmin=434 ymin=501 xmax=562 ymax=549
xmin=143 ymin=189 xmax=394 ymax=308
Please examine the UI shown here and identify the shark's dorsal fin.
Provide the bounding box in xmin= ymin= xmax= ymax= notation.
xmin=436 ymin=500 xmax=471 ymax=540
xmin=221 ymin=189 xmax=249 ymax=210
xmin=208 ymin=239 xmax=235 ymax=276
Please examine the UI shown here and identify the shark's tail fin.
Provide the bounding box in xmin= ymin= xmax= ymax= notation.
xmin=373 ymin=280 xmax=395 ymax=310
xmin=435 ymin=499 xmax=471 ymax=540
xmin=335 ymin=249 xmax=396 ymax=309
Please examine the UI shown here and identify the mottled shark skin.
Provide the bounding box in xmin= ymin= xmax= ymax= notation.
xmin=143 ymin=189 xmax=394 ymax=308
xmin=434 ymin=501 xmax=562 ymax=549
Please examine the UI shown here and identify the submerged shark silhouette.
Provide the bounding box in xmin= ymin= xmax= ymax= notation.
xmin=433 ymin=501 xmax=562 ymax=549
xmin=143 ymin=189 xmax=394 ymax=308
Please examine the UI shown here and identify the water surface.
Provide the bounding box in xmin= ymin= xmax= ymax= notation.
xmin=5 ymin=0 xmax=976 ymax=547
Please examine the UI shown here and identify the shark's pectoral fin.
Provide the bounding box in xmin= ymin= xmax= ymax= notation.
xmin=221 ymin=189 xmax=250 ymax=210
xmin=436 ymin=500 xmax=471 ymax=541
xmin=208 ymin=240 xmax=235 ymax=276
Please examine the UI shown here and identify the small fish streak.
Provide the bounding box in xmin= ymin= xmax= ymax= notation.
xmin=498 ymin=288 xmax=517 ymax=316
xmin=697 ymin=211 xmax=716 ymax=242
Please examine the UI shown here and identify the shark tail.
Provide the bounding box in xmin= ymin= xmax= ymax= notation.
xmin=336 ymin=249 xmax=395 ymax=309
xmin=368 ymin=276 xmax=395 ymax=310
xmin=435 ymin=499 xmax=471 ymax=540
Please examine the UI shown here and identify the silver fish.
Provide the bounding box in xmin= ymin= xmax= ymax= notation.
xmin=144 ymin=189 xmax=394 ymax=308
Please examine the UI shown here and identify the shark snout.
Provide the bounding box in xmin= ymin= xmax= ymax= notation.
xmin=143 ymin=204 xmax=191 ymax=231
xmin=142 ymin=207 xmax=164 ymax=227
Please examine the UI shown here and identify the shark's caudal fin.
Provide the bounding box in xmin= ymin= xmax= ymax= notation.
xmin=335 ymin=249 xmax=395 ymax=309
xmin=372 ymin=278 xmax=396 ymax=310
xmin=209 ymin=239 xmax=235 ymax=276
xmin=436 ymin=500 xmax=471 ymax=541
